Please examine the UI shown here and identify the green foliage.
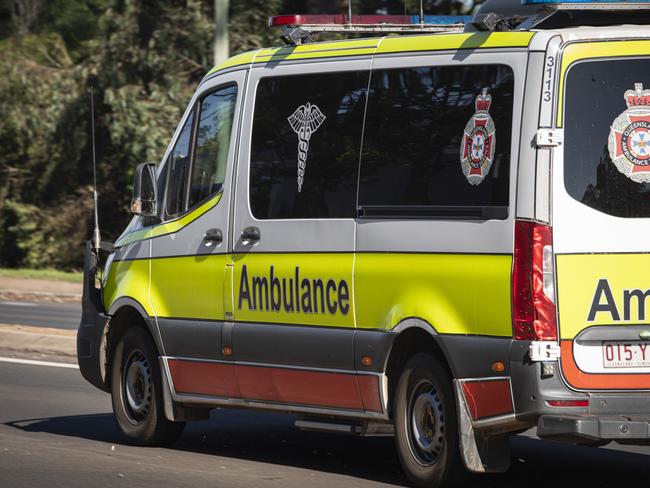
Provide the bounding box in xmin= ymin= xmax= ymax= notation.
xmin=230 ymin=0 xmax=282 ymax=52
xmin=0 ymin=0 xmax=481 ymax=270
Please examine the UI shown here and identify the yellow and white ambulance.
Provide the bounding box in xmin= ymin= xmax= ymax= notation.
xmin=77 ymin=1 xmax=650 ymax=485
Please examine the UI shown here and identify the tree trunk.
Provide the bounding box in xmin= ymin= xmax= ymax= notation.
xmin=214 ymin=0 xmax=230 ymax=66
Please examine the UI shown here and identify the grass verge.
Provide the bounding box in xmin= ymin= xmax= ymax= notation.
xmin=0 ymin=268 xmax=83 ymax=283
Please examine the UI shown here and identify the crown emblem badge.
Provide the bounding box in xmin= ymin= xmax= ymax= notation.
xmin=608 ymin=83 xmax=650 ymax=183
xmin=460 ymin=88 xmax=497 ymax=186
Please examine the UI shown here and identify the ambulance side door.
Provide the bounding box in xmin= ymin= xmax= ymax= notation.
xmin=149 ymin=70 xmax=246 ymax=385
xmin=228 ymin=61 xmax=369 ymax=412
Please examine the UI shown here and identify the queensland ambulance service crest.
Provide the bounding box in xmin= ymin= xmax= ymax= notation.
xmin=460 ymin=88 xmax=496 ymax=186
xmin=608 ymin=83 xmax=650 ymax=183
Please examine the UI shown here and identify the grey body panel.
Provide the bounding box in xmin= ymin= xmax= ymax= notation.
xmin=231 ymin=321 xmax=355 ymax=370
xmin=113 ymin=239 xmax=149 ymax=261
xmin=149 ymin=208 xmax=228 ymax=258
xmin=354 ymin=329 xmax=396 ymax=373
xmin=437 ymin=335 xmax=512 ymax=378
xmin=532 ymin=36 xmax=561 ymax=224
xmin=515 ymin=51 xmax=544 ymax=221
xmin=509 ymin=339 xmax=588 ymax=422
xmin=158 ymin=318 xmax=224 ymax=360
xmin=538 ymin=414 xmax=650 ymax=443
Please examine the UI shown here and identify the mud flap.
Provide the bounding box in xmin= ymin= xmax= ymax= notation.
xmin=454 ymin=380 xmax=511 ymax=473
xmin=158 ymin=357 xmax=210 ymax=422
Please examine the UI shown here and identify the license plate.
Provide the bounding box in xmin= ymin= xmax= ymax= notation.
xmin=602 ymin=341 xmax=650 ymax=368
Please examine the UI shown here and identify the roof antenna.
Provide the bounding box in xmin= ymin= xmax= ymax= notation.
xmin=89 ymin=84 xmax=102 ymax=254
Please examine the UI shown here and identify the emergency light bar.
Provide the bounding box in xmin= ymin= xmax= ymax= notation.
xmin=522 ymin=0 xmax=650 ymax=9
xmin=269 ymin=14 xmax=471 ymax=33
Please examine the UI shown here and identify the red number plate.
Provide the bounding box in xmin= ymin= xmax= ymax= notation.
xmin=602 ymin=341 xmax=650 ymax=368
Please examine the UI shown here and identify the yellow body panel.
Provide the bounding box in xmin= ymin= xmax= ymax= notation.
xmin=149 ymin=254 xmax=228 ymax=320
xmin=103 ymin=258 xmax=153 ymax=315
xmin=355 ymin=254 xmax=513 ymax=336
xmin=557 ymin=40 xmax=650 ymax=126
xmin=106 ymin=251 xmax=513 ymax=336
xmin=204 ymin=32 xmax=534 ymax=78
xmin=206 ymin=49 xmax=259 ymax=75
xmin=376 ymin=31 xmax=533 ymax=55
xmin=556 ymin=254 xmax=650 ymax=340
xmin=232 ymin=253 xmax=355 ymax=328
xmin=255 ymin=39 xmax=380 ymax=62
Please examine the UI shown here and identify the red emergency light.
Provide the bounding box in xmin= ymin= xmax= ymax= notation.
xmin=269 ymin=14 xmax=470 ymax=33
xmin=270 ymin=14 xmax=438 ymax=27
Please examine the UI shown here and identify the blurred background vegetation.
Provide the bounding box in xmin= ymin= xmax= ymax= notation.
xmin=0 ymin=0 xmax=480 ymax=270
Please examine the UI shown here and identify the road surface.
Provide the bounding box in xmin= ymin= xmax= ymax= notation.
xmin=2 ymin=360 xmax=650 ymax=487
xmin=0 ymin=301 xmax=80 ymax=330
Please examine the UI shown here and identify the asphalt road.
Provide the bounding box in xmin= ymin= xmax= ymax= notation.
xmin=0 ymin=301 xmax=80 ymax=330
xmin=2 ymin=361 xmax=650 ymax=487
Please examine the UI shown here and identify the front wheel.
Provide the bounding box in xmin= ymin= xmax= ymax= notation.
xmin=393 ymin=353 xmax=464 ymax=488
xmin=111 ymin=327 xmax=185 ymax=445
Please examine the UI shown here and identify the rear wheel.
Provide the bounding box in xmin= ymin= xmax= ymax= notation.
xmin=394 ymin=353 xmax=463 ymax=488
xmin=111 ymin=327 xmax=185 ymax=445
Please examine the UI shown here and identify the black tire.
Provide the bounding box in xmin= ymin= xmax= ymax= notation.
xmin=111 ymin=326 xmax=185 ymax=446
xmin=393 ymin=353 xmax=464 ymax=488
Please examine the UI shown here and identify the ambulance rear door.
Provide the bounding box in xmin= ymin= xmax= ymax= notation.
xmin=553 ymin=40 xmax=650 ymax=391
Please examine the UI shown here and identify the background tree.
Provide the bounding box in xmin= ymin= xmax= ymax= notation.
xmin=0 ymin=0 xmax=482 ymax=270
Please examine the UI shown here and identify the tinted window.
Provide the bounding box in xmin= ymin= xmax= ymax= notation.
xmin=188 ymin=85 xmax=238 ymax=208
xmin=165 ymin=110 xmax=195 ymax=218
xmin=250 ymin=71 xmax=369 ymax=219
xmin=358 ymin=65 xmax=514 ymax=216
xmin=564 ymin=58 xmax=650 ymax=218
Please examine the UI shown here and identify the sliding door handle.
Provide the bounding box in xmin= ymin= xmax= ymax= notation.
xmin=241 ymin=226 xmax=260 ymax=245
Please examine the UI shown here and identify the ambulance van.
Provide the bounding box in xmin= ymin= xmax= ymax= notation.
xmin=77 ymin=1 xmax=650 ymax=486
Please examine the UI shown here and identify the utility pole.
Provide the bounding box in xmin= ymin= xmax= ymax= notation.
xmin=214 ymin=0 xmax=229 ymax=66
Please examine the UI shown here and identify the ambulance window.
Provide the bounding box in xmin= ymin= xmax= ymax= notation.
xmin=188 ymin=84 xmax=238 ymax=209
xmin=249 ymin=70 xmax=368 ymax=219
xmin=165 ymin=110 xmax=195 ymax=218
xmin=564 ymin=58 xmax=650 ymax=218
xmin=358 ymin=64 xmax=514 ymax=216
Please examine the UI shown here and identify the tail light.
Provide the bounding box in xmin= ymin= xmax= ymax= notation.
xmin=513 ymin=220 xmax=557 ymax=341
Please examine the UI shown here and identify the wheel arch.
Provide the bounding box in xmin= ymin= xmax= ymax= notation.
xmin=384 ymin=318 xmax=456 ymax=418
xmin=105 ymin=297 xmax=163 ymax=388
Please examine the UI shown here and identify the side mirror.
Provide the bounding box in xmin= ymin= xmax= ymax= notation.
xmin=131 ymin=162 xmax=157 ymax=217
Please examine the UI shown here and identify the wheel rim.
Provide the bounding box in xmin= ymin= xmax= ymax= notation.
xmin=405 ymin=378 xmax=445 ymax=467
xmin=122 ymin=349 xmax=152 ymax=423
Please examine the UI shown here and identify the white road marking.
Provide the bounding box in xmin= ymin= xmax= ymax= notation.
xmin=0 ymin=301 xmax=37 ymax=307
xmin=0 ymin=356 xmax=78 ymax=369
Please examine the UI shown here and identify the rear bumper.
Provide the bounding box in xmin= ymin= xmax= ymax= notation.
xmin=77 ymin=242 xmax=110 ymax=392
xmin=511 ymin=340 xmax=650 ymax=443
xmin=538 ymin=414 xmax=650 ymax=443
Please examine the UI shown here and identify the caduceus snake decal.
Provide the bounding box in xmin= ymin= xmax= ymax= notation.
xmin=288 ymin=102 xmax=326 ymax=192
